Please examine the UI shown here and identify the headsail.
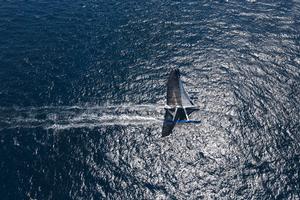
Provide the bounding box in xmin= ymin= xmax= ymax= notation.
xmin=179 ymin=79 xmax=194 ymax=107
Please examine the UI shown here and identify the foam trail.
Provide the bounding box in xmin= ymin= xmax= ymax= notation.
xmin=47 ymin=115 xmax=162 ymax=130
xmin=0 ymin=104 xmax=165 ymax=130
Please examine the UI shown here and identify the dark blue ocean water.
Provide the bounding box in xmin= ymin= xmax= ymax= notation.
xmin=1 ymin=0 xmax=300 ymax=199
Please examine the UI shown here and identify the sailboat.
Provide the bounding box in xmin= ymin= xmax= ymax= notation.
xmin=162 ymin=69 xmax=200 ymax=137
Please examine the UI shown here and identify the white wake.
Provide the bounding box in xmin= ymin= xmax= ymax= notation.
xmin=0 ymin=104 xmax=165 ymax=130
